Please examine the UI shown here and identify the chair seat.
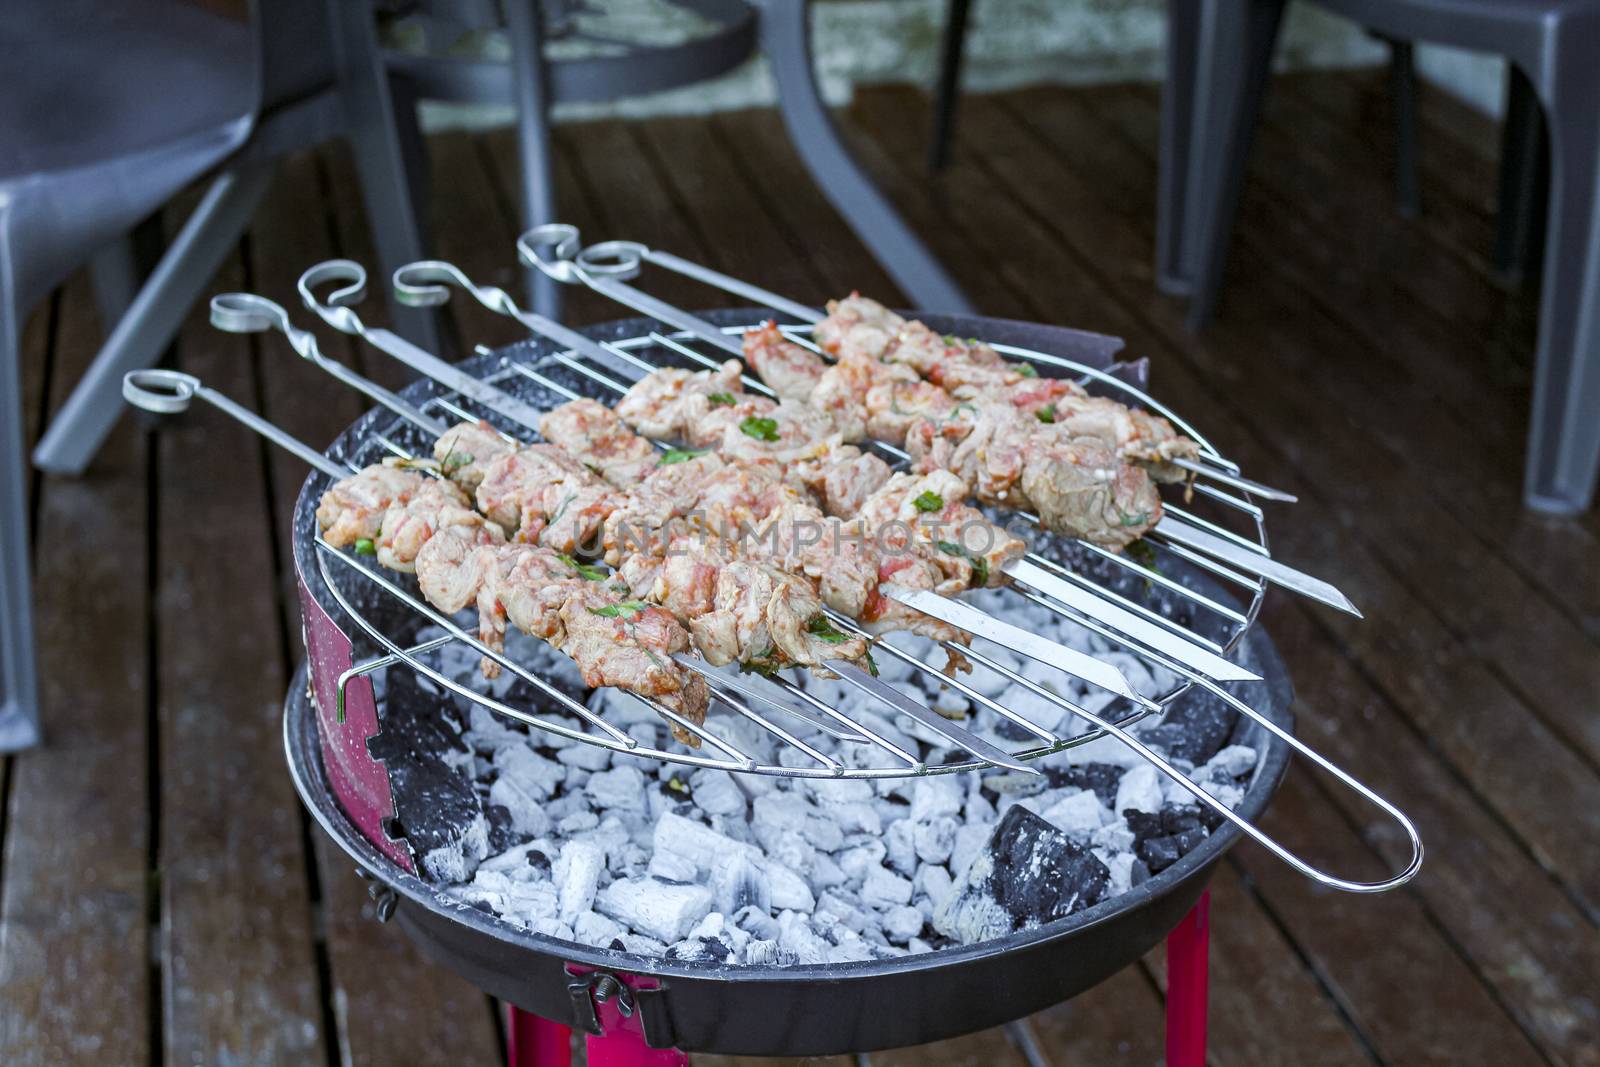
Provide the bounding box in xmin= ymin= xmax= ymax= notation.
xmin=0 ymin=0 xmax=255 ymax=181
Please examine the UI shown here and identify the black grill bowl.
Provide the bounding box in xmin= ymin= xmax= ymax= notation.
xmin=284 ymin=625 xmax=1292 ymax=1057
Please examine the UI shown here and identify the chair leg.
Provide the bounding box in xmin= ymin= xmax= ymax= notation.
xmin=927 ymin=0 xmax=974 ymax=173
xmin=328 ymin=0 xmax=447 ymax=355
xmin=505 ymin=0 xmax=562 ymax=321
xmin=764 ymin=0 xmax=974 ymax=313
xmin=1157 ymin=0 xmax=1203 ymax=295
xmin=1388 ymin=38 xmax=1421 ymax=219
xmin=0 ymin=284 xmax=42 ymax=751
xmin=1493 ymin=65 xmax=1548 ymax=287
xmin=1522 ymin=54 xmax=1600 ymax=514
xmin=31 ymin=165 xmax=274 ymax=477
xmin=1181 ymin=0 xmax=1287 ymax=332
xmin=88 ymin=214 xmax=165 ymax=335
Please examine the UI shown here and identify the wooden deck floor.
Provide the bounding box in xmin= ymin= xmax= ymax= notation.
xmin=4 ymin=69 xmax=1597 ymax=1066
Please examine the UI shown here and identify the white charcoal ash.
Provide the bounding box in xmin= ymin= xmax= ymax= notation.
xmin=427 ymin=600 xmax=1264 ymax=966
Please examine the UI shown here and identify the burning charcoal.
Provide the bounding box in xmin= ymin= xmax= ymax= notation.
xmin=804 ymin=776 xmax=875 ymax=806
xmin=837 ymin=839 xmax=889 ymax=885
xmin=775 ymin=911 xmax=830 ymax=965
xmin=823 ymin=801 xmax=882 ymax=835
xmin=495 ymin=746 xmax=565 ymax=800
xmin=479 ymin=840 xmax=552 ymax=876
xmin=934 ymin=807 xmax=1110 ymax=945
xmin=964 ymin=784 xmax=996 ymax=824
xmin=558 ymin=810 xmax=600 ymax=834
xmin=862 ymin=866 xmax=914 ymax=910
xmin=816 ymin=890 xmax=871 ymax=933
xmin=884 ymin=820 xmax=917 ymax=875
xmin=949 ymin=822 xmax=991 ymax=879
xmin=1094 ymin=850 xmax=1136 ymax=897
xmin=554 ymin=840 xmax=606 ymax=925
xmin=767 ymin=861 xmax=816 ymax=913
xmin=489 ymin=775 xmax=553 ymax=838
xmin=594 ymin=878 xmax=714 ymax=943
xmin=744 ymin=939 xmax=798 ymax=967
xmin=826 ymin=936 xmax=876 ymax=964
xmin=653 ymin=812 xmax=762 ymax=876
xmin=732 ymin=904 xmax=779 ymax=941
xmin=585 ymin=766 xmax=648 ymax=813
xmin=913 ymin=864 xmax=954 ymax=911
xmin=557 ymin=743 xmax=613 ymax=772
xmin=689 ymin=912 xmax=748 ymax=956
xmin=882 ymin=904 xmax=926 ymax=945
xmin=620 ymin=933 xmax=668 ymax=956
xmin=484 ymin=804 xmax=525 ymax=854
xmin=1039 ymin=790 xmax=1108 ymax=845
xmin=1114 ymin=765 xmax=1164 ymax=817
xmin=688 ymin=768 xmax=747 ymax=817
xmin=995 ymin=682 xmax=1067 ymax=733
xmin=711 ymin=851 xmax=772 ymax=915
xmin=574 ymin=909 xmax=628 ymax=948
xmin=913 ymin=816 xmax=958 ymax=865
xmin=908 ymin=938 xmax=934 ymax=955
xmin=647 ymin=850 xmax=699 ymax=885
xmin=1201 ymin=744 xmax=1258 ymax=780
xmin=1047 ymin=763 xmax=1125 ymax=807
xmin=810 ymin=852 xmax=847 ymax=893
xmin=909 ymin=776 xmax=964 ymax=823
xmin=1091 ymin=819 xmax=1136 ymax=854
xmin=752 ymin=794 xmax=843 ymax=853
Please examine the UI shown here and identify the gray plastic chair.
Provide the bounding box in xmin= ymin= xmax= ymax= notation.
xmin=0 ymin=0 xmax=439 ymax=748
xmin=381 ymin=0 xmax=974 ymax=319
xmin=1157 ymin=0 xmax=1600 ymax=515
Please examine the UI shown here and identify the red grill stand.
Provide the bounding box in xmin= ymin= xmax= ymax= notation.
xmin=504 ymin=891 xmax=1212 ymax=1067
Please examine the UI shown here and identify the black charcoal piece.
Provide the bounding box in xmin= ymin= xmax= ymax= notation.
xmin=1161 ymin=804 xmax=1206 ymax=835
xmin=1047 ymin=763 xmax=1125 ymax=806
xmin=526 ymin=849 xmax=552 ymax=876
xmin=1136 ymin=687 xmax=1239 ymax=765
xmin=933 ymin=807 xmax=1109 ymax=945
xmin=485 ymin=804 xmax=524 ymax=854
xmin=1137 ymin=834 xmax=1183 ymax=873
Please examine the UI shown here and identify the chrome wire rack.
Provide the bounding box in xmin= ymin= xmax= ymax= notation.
xmin=120 ymin=239 xmax=1423 ymax=893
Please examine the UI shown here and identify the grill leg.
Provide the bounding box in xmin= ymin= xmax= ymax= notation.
xmin=1165 ymin=889 xmax=1211 ymax=1067
xmin=583 ymin=1030 xmax=688 ymax=1067
xmin=505 ymin=1006 xmax=571 ymax=1067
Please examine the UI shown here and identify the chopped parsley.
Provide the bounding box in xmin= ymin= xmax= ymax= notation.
xmin=559 ymin=554 xmax=609 ymax=581
xmin=353 ymin=538 xmax=376 ymax=556
xmin=936 ymin=539 xmax=989 ymax=586
xmin=912 ymin=490 xmax=944 ymax=513
xmin=739 ymin=416 xmax=780 ymax=442
xmin=1035 ymin=403 xmax=1057 ymax=424
xmin=1118 ymin=511 xmax=1153 ymax=528
xmin=1013 ymin=362 xmax=1038 ymax=378
xmin=805 ymin=614 xmax=850 ymax=644
xmin=708 ymin=392 xmax=737 ymax=407
xmin=441 ymin=450 xmax=474 ymax=474
xmin=588 ymin=600 xmax=650 ymax=619
xmin=864 ymin=650 xmax=880 ymax=677
xmin=658 ymin=448 xmax=705 ymax=466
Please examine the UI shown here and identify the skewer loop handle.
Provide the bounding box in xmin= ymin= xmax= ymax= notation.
xmin=123 ymin=369 xmax=200 ymax=414
xmin=574 ymin=240 xmax=648 ymax=280
xmin=297 ymin=260 xmax=372 ymax=336
xmin=518 ymin=223 xmax=585 ymax=283
xmin=393 ymin=260 xmax=476 ymax=309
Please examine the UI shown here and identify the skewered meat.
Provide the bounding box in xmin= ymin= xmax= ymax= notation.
xmin=614 ymin=359 xmax=746 ymax=442
xmin=376 ymin=480 xmax=505 ymax=573
xmin=853 ymin=469 xmax=1025 ymax=589
xmin=431 ymin=419 xmax=517 ymax=491
xmin=540 ymin=398 xmax=660 ymax=487
xmin=316 ymin=463 xmax=434 ymax=548
xmin=741 ymin=322 xmax=823 ymax=400
xmin=475 ymin=443 xmax=622 ymax=553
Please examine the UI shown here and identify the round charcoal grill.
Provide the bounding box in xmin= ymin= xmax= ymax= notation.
xmin=122 ymin=284 xmax=1421 ymax=1059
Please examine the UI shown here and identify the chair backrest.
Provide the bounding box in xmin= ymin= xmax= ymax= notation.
xmin=250 ymin=0 xmax=343 ymax=115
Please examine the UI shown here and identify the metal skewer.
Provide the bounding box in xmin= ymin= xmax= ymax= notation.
xmin=524 ymin=226 xmax=1352 ymax=611
xmin=391 ymin=258 xmax=1263 ymax=686
xmin=552 ymin=225 xmax=1298 ymax=503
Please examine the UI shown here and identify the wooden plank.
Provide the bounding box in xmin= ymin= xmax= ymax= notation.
xmin=841 ymin=85 xmax=1593 ymax=1064
xmin=154 ymin=223 xmax=328 ymax=1063
xmin=865 ymin=1026 xmax=1031 ymax=1067
xmin=0 ymin=271 xmax=151 ymax=1067
xmin=1015 ymin=964 xmax=1165 ymax=1066
xmin=989 ymin=85 xmax=1600 ymax=763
